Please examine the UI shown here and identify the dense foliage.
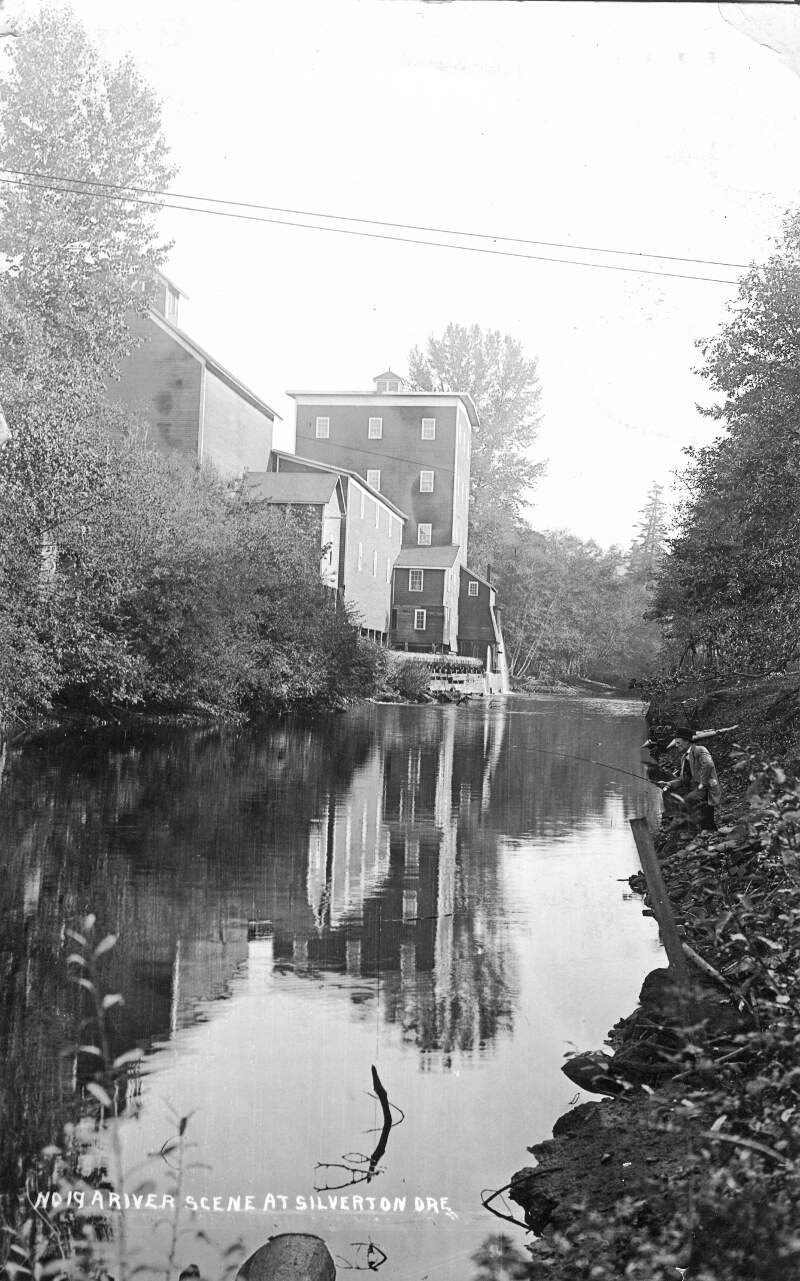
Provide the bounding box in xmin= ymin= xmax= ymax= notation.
xmin=0 ymin=6 xmax=174 ymax=386
xmin=409 ymin=325 xmax=663 ymax=685
xmin=0 ymin=9 xmax=382 ymax=728
xmin=489 ymin=527 xmax=661 ymax=685
xmin=651 ymin=210 xmax=800 ymax=675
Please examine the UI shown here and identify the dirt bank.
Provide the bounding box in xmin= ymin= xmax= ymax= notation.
xmin=507 ymin=674 xmax=800 ymax=1280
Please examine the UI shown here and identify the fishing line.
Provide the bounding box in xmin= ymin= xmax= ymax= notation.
xmin=521 ymin=742 xmax=666 ymax=789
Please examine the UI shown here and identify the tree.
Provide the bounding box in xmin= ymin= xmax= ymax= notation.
xmin=651 ymin=208 xmax=800 ymax=675
xmin=630 ymin=482 xmax=670 ymax=579
xmin=0 ymin=10 xmax=378 ymax=726
xmin=408 ymin=323 xmax=544 ymax=565
xmin=0 ymin=5 xmax=175 ymax=387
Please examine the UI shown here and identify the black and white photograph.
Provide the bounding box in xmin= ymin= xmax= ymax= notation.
xmin=2 ymin=2 xmax=800 ymax=1278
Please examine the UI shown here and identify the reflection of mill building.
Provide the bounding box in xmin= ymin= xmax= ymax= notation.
xmin=294 ymin=707 xmax=513 ymax=1063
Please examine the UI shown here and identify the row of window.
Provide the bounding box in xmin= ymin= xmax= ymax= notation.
xmin=364 ymin=469 xmax=434 ymax=494
xmin=408 ymin=570 xmax=479 ymax=595
xmin=315 ymin=416 xmax=437 ymax=441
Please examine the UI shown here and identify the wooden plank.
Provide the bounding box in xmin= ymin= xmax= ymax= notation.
xmin=629 ymin=817 xmax=692 ymax=991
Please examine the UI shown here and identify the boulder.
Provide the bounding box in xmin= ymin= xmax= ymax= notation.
xmin=237 ymin=1235 xmax=336 ymax=1281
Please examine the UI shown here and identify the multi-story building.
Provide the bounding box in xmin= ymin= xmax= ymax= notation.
xmin=285 ymin=373 xmax=506 ymax=682
xmin=108 ymin=274 xmax=278 ymax=476
xmin=288 ymin=372 xmax=474 ymax=559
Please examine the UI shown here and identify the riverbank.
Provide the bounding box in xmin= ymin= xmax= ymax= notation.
xmin=509 ymin=673 xmax=800 ymax=1280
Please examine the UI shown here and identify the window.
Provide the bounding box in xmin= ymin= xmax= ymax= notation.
xmin=366 ymin=469 xmax=381 ymax=491
xmin=409 ymin=569 xmax=424 ymax=592
xmin=386 ymin=556 xmax=392 ymax=584
xmin=360 ymin=490 xmax=365 ymax=519
xmin=417 ymin=524 xmax=432 ymax=546
xmin=372 ymin=550 xmax=378 ymax=577
xmin=375 ymin=501 xmax=380 ymax=529
xmin=315 ymin=416 xmax=330 ymax=439
xmin=421 ymin=417 xmax=436 ymax=440
xmin=368 ymin=416 xmax=383 ymax=439
xmin=468 ymin=580 xmax=479 ymax=597
xmin=420 ymin=470 xmax=434 ymax=493
xmin=357 ymin=542 xmax=363 ymax=572
xmin=387 ymin=381 xmax=399 ymax=392
xmin=414 ymin=609 xmax=427 ymax=631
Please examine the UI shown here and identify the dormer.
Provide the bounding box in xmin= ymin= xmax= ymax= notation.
xmin=151 ymin=271 xmax=188 ymax=327
xmin=373 ymin=368 xmax=407 ymax=394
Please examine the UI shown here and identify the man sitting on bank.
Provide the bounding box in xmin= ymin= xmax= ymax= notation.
xmin=661 ymin=728 xmax=721 ymax=832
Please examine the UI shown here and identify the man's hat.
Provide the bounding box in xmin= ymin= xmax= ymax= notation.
xmin=666 ymin=727 xmax=694 ymax=749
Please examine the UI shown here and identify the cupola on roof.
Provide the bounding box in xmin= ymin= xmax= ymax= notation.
xmin=373 ymin=369 xmax=408 ymax=393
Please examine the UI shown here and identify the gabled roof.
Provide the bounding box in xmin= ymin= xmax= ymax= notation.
xmin=243 ymin=471 xmax=340 ymax=505
xmin=373 ymin=368 xmax=404 ymax=382
xmin=395 ymin=545 xmax=461 ymax=570
xmin=148 ymin=309 xmax=281 ymax=422
xmin=271 ymin=449 xmax=407 ymax=520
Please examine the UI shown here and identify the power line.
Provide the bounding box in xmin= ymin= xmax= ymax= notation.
xmin=0 ymin=171 xmax=742 ymax=286
xmin=0 ymin=164 xmax=751 ymax=272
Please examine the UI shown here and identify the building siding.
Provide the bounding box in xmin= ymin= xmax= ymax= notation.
xmin=458 ymin=568 xmax=499 ymax=664
xmin=341 ymin=477 xmax=403 ymax=634
xmin=108 ymin=313 xmax=203 ymax=458
xmin=295 ymin=402 xmax=461 ymax=552
xmin=202 ymin=368 xmax=273 ymax=475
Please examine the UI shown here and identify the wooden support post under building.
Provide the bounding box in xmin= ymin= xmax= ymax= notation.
xmin=629 ymin=816 xmax=693 ymax=993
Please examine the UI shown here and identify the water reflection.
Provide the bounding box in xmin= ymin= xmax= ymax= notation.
xmin=0 ymin=696 xmax=661 ymax=1278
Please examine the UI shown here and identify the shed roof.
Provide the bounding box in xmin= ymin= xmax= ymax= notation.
xmin=395 ymin=545 xmax=461 ymax=570
xmin=461 ymin=564 xmax=496 ymax=591
xmin=271 ymin=449 xmax=407 ymax=519
xmin=243 ymin=472 xmax=340 ymax=505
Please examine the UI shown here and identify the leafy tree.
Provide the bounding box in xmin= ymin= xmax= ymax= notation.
xmin=490 ymin=528 xmax=659 ymax=685
xmin=0 ymin=10 xmax=379 ymax=726
xmin=0 ymin=4 xmax=175 ymax=386
xmin=651 ymin=208 xmax=800 ymax=675
xmin=408 ymin=323 xmax=544 ymax=563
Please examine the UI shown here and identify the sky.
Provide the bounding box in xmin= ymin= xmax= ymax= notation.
xmin=21 ymin=0 xmax=800 ymax=546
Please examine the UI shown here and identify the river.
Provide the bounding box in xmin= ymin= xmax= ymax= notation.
xmin=0 ymin=694 xmax=662 ymax=1280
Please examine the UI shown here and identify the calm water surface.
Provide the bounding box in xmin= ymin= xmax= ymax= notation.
xmin=0 ymin=695 xmax=661 ymax=1279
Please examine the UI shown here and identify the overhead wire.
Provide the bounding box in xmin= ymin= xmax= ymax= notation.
xmin=0 ymin=171 xmax=744 ymax=286
xmin=0 ymin=164 xmax=751 ymax=271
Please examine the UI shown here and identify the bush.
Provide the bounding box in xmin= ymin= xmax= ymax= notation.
xmin=392 ymin=659 xmax=432 ymax=701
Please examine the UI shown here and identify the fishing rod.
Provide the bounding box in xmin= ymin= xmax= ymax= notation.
xmin=521 ymin=742 xmax=680 ymax=796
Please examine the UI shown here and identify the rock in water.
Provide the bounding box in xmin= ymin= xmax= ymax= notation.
xmin=561 ymin=1051 xmax=627 ymax=1096
xmin=237 ymin=1235 xmax=336 ymax=1281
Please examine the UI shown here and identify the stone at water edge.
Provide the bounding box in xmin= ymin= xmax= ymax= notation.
xmin=236 ymin=1234 xmax=336 ymax=1281
xmin=561 ymin=1051 xmax=628 ymax=1096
